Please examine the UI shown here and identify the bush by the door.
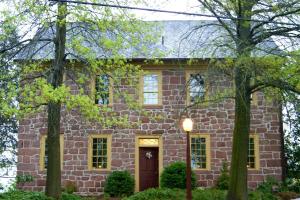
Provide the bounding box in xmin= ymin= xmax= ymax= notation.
xmin=160 ymin=161 xmax=197 ymax=189
xmin=104 ymin=170 xmax=135 ymax=197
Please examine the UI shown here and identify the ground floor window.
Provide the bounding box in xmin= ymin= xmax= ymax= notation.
xmin=248 ymin=134 xmax=260 ymax=170
xmin=88 ymin=134 xmax=112 ymax=170
xmin=39 ymin=134 xmax=64 ymax=171
xmin=190 ymin=134 xmax=211 ymax=170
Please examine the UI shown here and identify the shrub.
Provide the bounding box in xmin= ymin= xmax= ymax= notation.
xmin=122 ymin=188 xmax=185 ymax=200
xmin=248 ymin=191 xmax=279 ymax=200
xmin=283 ymin=178 xmax=300 ymax=193
xmin=104 ymin=170 xmax=135 ymax=197
xmin=61 ymin=192 xmax=82 ymax=200
xmin=123 ymin=188 xmax=226 ymax=200
xmin=0 ymin=190 xmax=94 ymax=200
xmin=0 ymin=190 xmax=53 ymax=200
xmin=16 ymin=174 xmax=34 ymax=184
xmin=277 ymin=191 xmax=299 ymax=200
xmin=215 ymin=161 xmax=230 ymax=190
xmin=63 ymin=181 xmax=77 ymax=194
xmin=257 ymin=176 xmax=280 ymax=194
xmin=160 ymin=161 xmax=196 ymax=189
xmin=192 ymin=189 xmax=226 ymax=200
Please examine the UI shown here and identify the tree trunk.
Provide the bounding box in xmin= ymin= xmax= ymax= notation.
xmin=45 ymin=2 xmax=67 ymax=199
xmin=227 ymin=2 xmax=254 ymax=199
xmin=278 ymin=103 xmax=287 ymax=181
xmin=227 ymin=67 xmax=251 ymax=200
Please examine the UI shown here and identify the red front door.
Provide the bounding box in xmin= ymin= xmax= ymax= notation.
xmin=139 ymin=147 xmax=159 ymax=191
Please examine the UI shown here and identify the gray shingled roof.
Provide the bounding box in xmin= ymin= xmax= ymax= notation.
xmin=17 ymin=20 xmax=281 ymax=60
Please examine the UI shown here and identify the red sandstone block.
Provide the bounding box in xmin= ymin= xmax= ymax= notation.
xmin=120 ymin=153 xmax=129 ymax=159
xmin=18 ymin=163 xmax=36 ymax=171
xmin=250 ymin=175 xmax=264 ymax=182
xmin=248 ymin=182 xmax=258 ymax=188
xmin=216 ymin=151 xmax=226 ymax=159
xmin=81 ymin=177 xmax=89 ymax=181
xmin=111 ymin=160 xmax=122 ymax=167
xmin=216 ymin=112 xmax=227 ymax=118
xmin=267 ymin=159 xmax=281 ymax=167
xmin=37 ymin=179 xmax=46 ymax=186
xmin=73 ymin=171 xmax=83 ymax=176
xmin=217 ymin=142 xmax=225 ymax=147
xmin=124 ymin=149 xmax=133 ymax=153
xmin=95 ymin=182 xmax=101 ymax=187
xmin=260 ymin=154 xmax=273 ymax=159
xmin=84 ymin=181 xmax=95 ymax=188
xmin=68 ymin=149 xmax=79 ymax=154
xmin=23 ymin=156 xmax=30 ymax=163
xmin=170 ymin=77 xmax=179 ymax=84
xmin=77 ymin=181 xmax=83 ymax=187
xmin=256 ymin=128 xmax=267 ymax=133
xmin=265 ymin=145 xmax=281 ymax=151
xmin=79 ymin=148 xmax=87 ymax=154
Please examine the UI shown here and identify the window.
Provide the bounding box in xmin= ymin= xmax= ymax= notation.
xmin=248 ymin=134 xmax=260 ymax=170
xmin=140 ymin=71 xmax=162 ymax=105
xmin=250 ymin=92 xmax=258 ymax=106
xmin=95 ymin=74 xmax=112 ymax=105
xmin=190 ymin=134 xmax=211 ymax=170
xmin=186 ymin=71 xmax=206 ymax=104
xmin=88 ymin=134 xmax=112 ymax=170
xmin=39 ymin=135 xmax=64 ymax=171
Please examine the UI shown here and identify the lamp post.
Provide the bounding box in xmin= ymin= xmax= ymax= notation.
xmin=182 ymin=118 xmax=193 ymax=200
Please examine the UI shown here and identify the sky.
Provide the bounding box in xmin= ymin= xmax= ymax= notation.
xmin=130 ymin=0 xmax=205 ymax=21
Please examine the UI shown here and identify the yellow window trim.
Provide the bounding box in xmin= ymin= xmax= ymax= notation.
xmin=39 ymin=134 xmax=64 ymax=171
xmin=190 ymin=134 xmax=211 ymax=171
xmin=248 ymin=134 xmax=260 ymax=170
xmin=139 ymin=70 xmax=162 ymax=106
xmin=88 ymin=134 xmax=112 ymax=171
xmin=185 ymin=70 xmax=208 ymax=106
xmin=135 ymin=135 xmax=163 ymax=192
xmin=91 ymin=75 xmax=113 ymax=107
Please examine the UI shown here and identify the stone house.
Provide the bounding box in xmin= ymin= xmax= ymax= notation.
xmin=17 ymin=20 xmax=283 ymax=196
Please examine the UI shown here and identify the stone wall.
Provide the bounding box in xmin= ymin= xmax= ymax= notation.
xmin=17 ymin=66 xmax=282 ymax=196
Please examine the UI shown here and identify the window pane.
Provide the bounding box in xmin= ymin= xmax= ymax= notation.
xmin=189 ymin=73 xmax=205 ymax=103
xmin=143 ymin=93 xmax=158 ymax=104
xmin=92 ymin=137 xmax=108 ymax=169
xmin=144 ymin=75 xmax=158 ymax=92
xmin=95 ymin=75 xmax=110 ymax=105
xmin=143 ymin=74 xmax=159 ymax=104
xmin=191 ymin=136 xmax=207 ymax=169
xmin=247 ymin=137 xmax=256 ymax=168
xmin=45 ymin=138 xmax=48 ymax=169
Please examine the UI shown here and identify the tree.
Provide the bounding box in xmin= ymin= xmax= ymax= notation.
xmin=1 ymin=0 xmax=156 ymax=198
xmin=283 ymin=92 xmax=300 ymax=178
xmin=0 ymin=22 xmax=18 ymax=171
xmin=185 ymin=1 xmax=300 ymax=199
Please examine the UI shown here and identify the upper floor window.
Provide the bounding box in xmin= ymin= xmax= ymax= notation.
xmin=248 ymin=134 xmax=260 ymax=170
xmin=95 ymin=74 xmax=112 ymax=105
xmin=39 ymin=134 xmax=64 ymax=171
xmin=186 ymin=71 xmax=206 ymax=104
xmin=88 ymin=134 xmax=111 ymax=170
xmin=250 ymin=92 xmax=258 ymax=106
xmin=140 ymin=71 xmax=162 ymax=105
xmin=190 ymin=134 xmax=211 ymax=170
